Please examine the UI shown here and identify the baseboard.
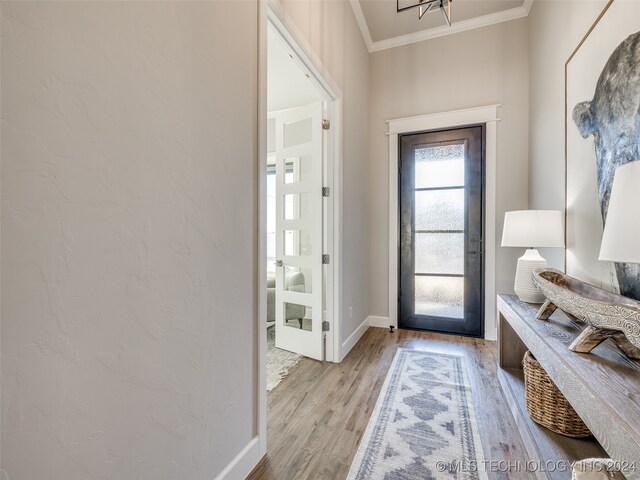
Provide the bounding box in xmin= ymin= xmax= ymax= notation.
xmin=367 ymin=315 xmax=391 ymax=329
xmin=485 ymin=325 xmax=498 ymax=341
xmin=340 ymin=317 xmax=370 ymax=361
xmin=214 ymin=436 xmax=262 ymax=480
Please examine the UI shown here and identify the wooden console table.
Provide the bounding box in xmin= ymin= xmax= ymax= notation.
xmin=497 ymin=294 xmax=640 ymax=480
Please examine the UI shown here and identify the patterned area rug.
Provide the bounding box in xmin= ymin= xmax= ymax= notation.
xmin=347 ymin=348 xmax=488 ymax=480
xmin=267 ymin=326 xmax=302 ymax=392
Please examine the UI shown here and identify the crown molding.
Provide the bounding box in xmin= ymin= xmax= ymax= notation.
xmin=523 ymin=0 xmax=535 ymax=15
xmin=350 ymin=0 xmax=534 ymax=54
xmin=349 ymin=0 xmax=374 ymax=52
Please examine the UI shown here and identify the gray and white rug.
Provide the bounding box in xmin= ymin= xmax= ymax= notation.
xmin=267 ymin=326 xmax=302 ymax=392
xmin=348 ymin=348 xmax=488 ymax=480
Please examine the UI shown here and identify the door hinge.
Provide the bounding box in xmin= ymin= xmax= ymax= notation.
xmin=322 ymin=119 xmax=330 ymax=130
xmin=322 ymin=254 xmax=330 ymax=264
xmin=322 ymin=187 xmax=330 ymax=197
xmin=322 ymin=320 xmax=330 ymax=332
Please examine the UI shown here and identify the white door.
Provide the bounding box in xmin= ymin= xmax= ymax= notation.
xmin=273 ymin=102 xmax=324 ymax=360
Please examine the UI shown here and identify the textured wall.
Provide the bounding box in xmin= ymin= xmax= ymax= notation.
xmin=368 ymin=19 xmax=530 ymax=324
xmin=1 ymin=2 xmax=258 ymax=479
xmin=277 ymin=0 xmax=372 ymax=348
xmin=528 ymin=0 xmax=607 ymax=268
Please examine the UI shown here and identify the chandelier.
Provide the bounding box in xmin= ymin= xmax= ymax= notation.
xmin=397 ymin=0 xmax=452 ymax=26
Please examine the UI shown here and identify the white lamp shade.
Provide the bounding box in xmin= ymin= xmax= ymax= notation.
xmin=599 ymin=160 xmax=640 ymax=263
xmin=501 ymin=210 xmax=565 ymax=248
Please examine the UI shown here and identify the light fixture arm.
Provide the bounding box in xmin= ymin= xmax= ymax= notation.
xmin=397 ymin=0 xmax=452 ymax=25
xmin=441 ymin=0 xmax=452 ymax=26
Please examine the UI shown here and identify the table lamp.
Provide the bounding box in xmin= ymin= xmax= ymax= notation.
xmin=600 ymin=160 xmax=640 ymax=264
xmin=502 ymin=210 xmax=565 ymax=303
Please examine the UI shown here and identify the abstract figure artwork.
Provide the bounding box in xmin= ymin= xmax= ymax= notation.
xmin=572 ymin=31 xmax=640 ymax=300
xmin=566 ymin=1 xmax=640 ymax=301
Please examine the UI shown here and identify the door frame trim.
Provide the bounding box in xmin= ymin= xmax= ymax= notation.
xmin=258 ymin=0 xmax=344 ymax=457
xmin=387 ymin=105 xmax=500 ymax=340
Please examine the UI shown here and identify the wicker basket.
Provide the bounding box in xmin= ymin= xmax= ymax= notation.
xmin=522 ymin=351 xmax=592 ymax=438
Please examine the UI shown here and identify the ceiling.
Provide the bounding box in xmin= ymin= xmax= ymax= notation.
xmin=351 ymin=0 xmax=533 ymax=52
xmin=268 ymin=26 xmax=323 ymax=112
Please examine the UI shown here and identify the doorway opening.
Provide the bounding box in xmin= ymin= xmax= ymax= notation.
xmin=263 ymin=14 xmax=337 ymax=394
xmin=398 ymin=126 xmax=485 ymax=337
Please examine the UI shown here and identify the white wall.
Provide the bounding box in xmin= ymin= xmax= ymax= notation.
xmin=275 ymin=0 xmax=372 ymax=353
xmin=368 ymin=19 xmax=530 ymax=331
xmin=528 ymin=0 xmax=608 ymax=268
xmin=1 ymin=2 xmax=259 ymax=479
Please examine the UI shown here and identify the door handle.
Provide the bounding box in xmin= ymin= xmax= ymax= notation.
xmin=275 ymin=259 xmax=283 ymax=267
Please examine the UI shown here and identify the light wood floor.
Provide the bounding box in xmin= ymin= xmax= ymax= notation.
xmin=248 ymin=327 xmax=533 ymax=480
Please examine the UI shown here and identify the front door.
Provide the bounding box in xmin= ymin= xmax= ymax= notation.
xmin=272 ymin=102 xmax=324 ymax=360
xmin=399 ymin=126 xmax=484 ymax=337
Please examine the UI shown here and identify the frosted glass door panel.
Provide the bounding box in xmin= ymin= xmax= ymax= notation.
xmin=415 ymin=190 xmax=464 ymax=231
xmin=414 ymin=233 xmax=464 ymax=275
xmin=414 ymin=144 xmax=465 ymax=189
xmin=284 ymin=118 xmax=312 ymax=148
xmin=412 ymin=141 xmax=465 ymax=319
xmin=415 ymin=277 xmax=464 ymax=319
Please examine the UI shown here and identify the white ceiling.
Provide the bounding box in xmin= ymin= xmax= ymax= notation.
xmin=350 ymin=0 xmax=533 ymax=52
xmin=268 ymin=26 xmax=323 ymax=112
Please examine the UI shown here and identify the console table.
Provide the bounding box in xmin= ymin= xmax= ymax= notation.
xmin=497 ymin=294 xmax=640 ymax=480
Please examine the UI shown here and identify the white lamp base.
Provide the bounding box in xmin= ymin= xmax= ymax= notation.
xmin=514 ymin=249 xmax=547 ymax=303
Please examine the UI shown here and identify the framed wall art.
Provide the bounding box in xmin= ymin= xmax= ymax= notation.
xmin=565 ymin=0 xmax=640 ymax=300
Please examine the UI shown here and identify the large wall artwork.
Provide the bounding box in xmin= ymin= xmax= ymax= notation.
xmin=566 ymin=0 xmax=640 ymax=300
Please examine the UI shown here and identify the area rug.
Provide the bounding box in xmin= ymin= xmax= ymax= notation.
xmin=267 ymin=326 xmax=302 ymax=392
xmin=347 ymin=348 xmax=488 ymax=480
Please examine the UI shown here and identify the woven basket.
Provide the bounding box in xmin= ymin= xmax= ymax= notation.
xmin=523 ymin=351 xmax=592 ymax=438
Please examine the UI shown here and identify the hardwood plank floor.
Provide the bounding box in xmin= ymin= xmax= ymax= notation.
xmin=248 ymin=327 xmax=534 ymax=480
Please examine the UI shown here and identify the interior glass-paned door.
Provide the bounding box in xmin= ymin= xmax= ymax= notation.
xmin=399 ymin=126 xmax=484 ymax=337
xmin=273 ymin=102 xmax=324 ymax=360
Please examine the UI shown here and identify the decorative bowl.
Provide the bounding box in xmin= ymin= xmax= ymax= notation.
xmin=532 ymin=268 xmax=640 ymax=358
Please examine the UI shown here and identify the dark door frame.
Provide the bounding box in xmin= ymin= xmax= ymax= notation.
xmin=386 ymin=106 xmax=499 ymax=340
xmin=398 ymin=125 xmax=486 ymax=337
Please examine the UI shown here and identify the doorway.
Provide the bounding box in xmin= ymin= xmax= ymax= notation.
xmin=398 ymin=126 xmax=484 ymax=336
xmin=264 ymin=14 xmax=338 ymax=372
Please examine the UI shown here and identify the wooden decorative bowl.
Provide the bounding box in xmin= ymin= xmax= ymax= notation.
xmin=532 ymin=268 xmax=640 ymax=359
